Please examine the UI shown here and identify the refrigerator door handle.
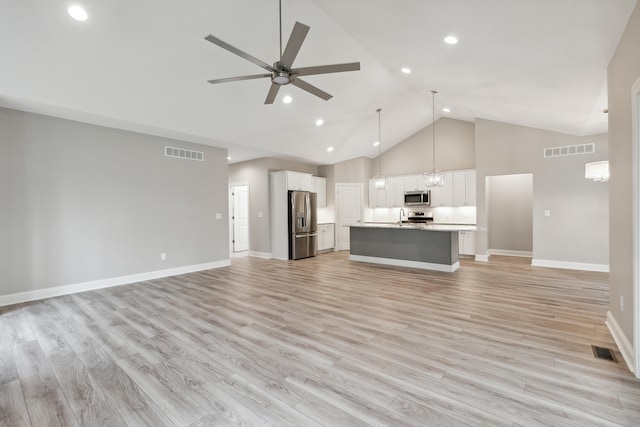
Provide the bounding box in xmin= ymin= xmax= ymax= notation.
xmin=296 ymin=233 xmax=318 ymax=238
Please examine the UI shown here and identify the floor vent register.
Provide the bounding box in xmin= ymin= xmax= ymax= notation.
xmin=591 ymin=345 xmax=617 ymax=362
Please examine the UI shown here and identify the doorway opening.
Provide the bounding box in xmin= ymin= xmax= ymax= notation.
xmin=230 ymin=184 xmax=249 ymax=255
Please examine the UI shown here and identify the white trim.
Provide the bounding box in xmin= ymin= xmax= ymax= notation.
xmin=349 ymin=254 xmax=459 ymax=272
xmin=249 ymin=251 xmax=272 ymax=259
xmin=488 ymin=249 xmax=532 ymax=258
xmin=632 ymin=76 xmax=640 ymax=377
xmin=0 ymin=260 xmax=230 ymax=307
xmin=606 ymin=311 xmax=635 ymax=374
xmin=475 ymin=254 xmax=490 ymax=262
xmin=230 ymin=251 xmax=249 ymax=257
xmin=531 ymin=259 xmax=609 ymax=272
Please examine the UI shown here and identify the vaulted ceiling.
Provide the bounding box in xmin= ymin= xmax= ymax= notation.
xmin=0 ymin=0 xmax=636 ymax=164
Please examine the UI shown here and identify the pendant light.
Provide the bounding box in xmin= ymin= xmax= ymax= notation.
xmin=372 ymin=107 xmax=387 ymax=190
xmin=424 ymin=90 xmax=445 ymax=187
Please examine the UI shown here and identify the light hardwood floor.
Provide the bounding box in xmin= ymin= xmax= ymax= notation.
xmin=1 ymin=252 xmax=639 ymax=426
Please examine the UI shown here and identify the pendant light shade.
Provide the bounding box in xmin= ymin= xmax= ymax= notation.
xmin=372 ymin=107 xmax=387 ymax=190
xmin=424 ymin=90 xmax=445 ymax=187
xmin=585 ymin=161 xmax=609 ymax=182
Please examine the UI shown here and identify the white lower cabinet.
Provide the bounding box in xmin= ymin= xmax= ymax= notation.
xmin=318 ymin=223 xmax=335 ymax=252
xmin=459 ymin=231 xmax=476 ymax=255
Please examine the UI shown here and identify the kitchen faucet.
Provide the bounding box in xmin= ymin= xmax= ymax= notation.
xmin=399 ymin=208 xmax=405 ymax=226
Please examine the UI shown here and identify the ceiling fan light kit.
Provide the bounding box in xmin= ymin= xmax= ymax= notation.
xmin=205 ymin=0 xmax=360 ymax=104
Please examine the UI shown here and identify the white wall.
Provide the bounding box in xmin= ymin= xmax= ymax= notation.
xmin=0 ymin=107 xmax=229 ymax=300
xmin=475 ymin=119 xmax=609 ymax=269
xmin=607 ymin=1 xmax=640 ymax=351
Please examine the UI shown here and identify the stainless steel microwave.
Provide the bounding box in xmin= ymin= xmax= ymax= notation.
xmin=404 ymin=190 xmax=430 ymax=206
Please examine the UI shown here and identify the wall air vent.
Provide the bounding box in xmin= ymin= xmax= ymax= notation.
xmin=165 ymin=146 xmax=204 ymax=161
xmin=543 ymin=143 xmax=594 ymax=158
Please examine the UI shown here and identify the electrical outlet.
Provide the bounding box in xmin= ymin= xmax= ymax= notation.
xmin=215 ymin=213 xmax=222 ymax=220
xmin=544 ymin=210 xmax=551 ymax=217
xmin=258 ymin=212 xmax=264 ymax=218
xmin=620 ymin=295 xmax=624 ymax=312
xmin=160 ymin=253 xmax=166 ymax=261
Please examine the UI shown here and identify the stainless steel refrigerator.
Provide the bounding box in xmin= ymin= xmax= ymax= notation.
xmin=288 ymin=190 xmax=318 ymax=260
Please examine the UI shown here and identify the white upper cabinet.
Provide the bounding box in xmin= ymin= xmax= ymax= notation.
xmin=386 ymin=176 xmax=405 ymax=207
xmin=287 ymin=172 xmax=313 ymax=191
xmin=404 ymin=175 xmax=427 ymax=192
xmin=368 ymin=179 xmax=387 ymax=208
xmin=465 ymin=171 xmax=476 ymax=206
xmin=441 ymin=172 xmax=455 ymax=207
xmin=368 ymin=169 xmax=476 ymax=208
xmin=453 ymin=170 xmax=476 ymax=206
xmin=313 ymin=176 xmax=327 ymax=208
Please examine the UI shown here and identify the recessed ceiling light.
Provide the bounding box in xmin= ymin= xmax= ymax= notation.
xmin=327 ymin=146 xmax=334 ymax=152
xmin=444 ymin=36 xmax=458 ymax=45
xmin=68 ymin=5 xmax=88 ymax=21
xmin=373 ymin=141 xmax=379 ymax=146
xmin=316 ymin=119 xmax=324 ymax=126
xmin=401 ymin=67 xmax=411 ymax=74
xmin=442 ymin=107 xmax=451 ymax=113
xmin=283 ymin=95 xmax=292 ymax=104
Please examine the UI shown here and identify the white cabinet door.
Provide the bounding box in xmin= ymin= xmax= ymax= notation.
xmin=404 ymin=175 xmax=427 ymax=192
xmin=313 ymin=177 xmax=327 ymax=208
xmin=325 ymin=224 xmax=334 ymax=249
xmin=459 ymin=231 xmax=476 ymax=255
xmin=453 ymin=171 xmax=467 ymax=206
xmin=386 ymin=176 xmax=405 ymax=207
xmin=441 ymin=172 xmax=454 ymax=206
xmin=287 ymin=172 xmax=313 ymax=191
xmin=465 ymin=170 xmax=476 ymax=206
xmin=369 ymin=179 xmax=386 ymax=208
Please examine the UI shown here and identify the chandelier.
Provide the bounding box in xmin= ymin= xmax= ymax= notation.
xmin=372 ymin=107 xmax=387 ymax=190
xmin=424 ymin=90 xmax=445 ymax=187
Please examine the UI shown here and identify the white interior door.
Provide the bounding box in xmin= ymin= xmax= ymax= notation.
xmin=232 ymin=185 xmax=249 ymax=252
xmin=336 ymin=184 xmax=363 ymax=251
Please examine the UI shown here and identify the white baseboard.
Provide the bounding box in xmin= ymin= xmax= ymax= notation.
xmin=349 ymin=254 xmax=459 ymax=273
xmin=531 ymin=258 xmax=609 ymax=272
xmin=606 ymin=311 xmax=635 ymax=374
xmin=249 ymin=251 xmax=272 ymax=259
xmin=230 ymin=251 xmax=249 ymax=257
xmin=475 ymin=254 xmax=489 ymax=262
xmin=0 ymin=260 xmax=230 ymax=307
xmin=488 ymin=249 xmax=533 ymax=257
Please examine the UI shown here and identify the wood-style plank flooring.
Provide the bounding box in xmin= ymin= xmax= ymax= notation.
xmin=1 ymin=252 xmax=639 ymax=426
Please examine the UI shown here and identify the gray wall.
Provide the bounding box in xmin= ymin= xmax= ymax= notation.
xmin=377 ymin=118 xmax=476 ymax=176
xmin=487 ymin=174 xmax=533 ymax=253
xmin=228 ymin=158 xmax=318 ymax=255
xmin=0 ymin=107 xmax=229 ymax=297
xmin=607 ymin=1 xmax=640 ymax=345
xmin=475 ymin=119 xmax=609 ymax=266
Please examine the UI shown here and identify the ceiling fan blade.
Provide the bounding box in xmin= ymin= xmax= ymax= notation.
xmin=207 ymin=74 xmax=271 ymax=84
xmin=290 ymin=78 xmax=332 ymax=101
xmin=205 ymin=34 xmax=275 ymax=72
xmin=264 ymin=83 xmax=281 ymax=104
xmin=279 ymin=22 xmax=310 ymax=70
xmin=292 ymin=62 xmax=361 ymax=77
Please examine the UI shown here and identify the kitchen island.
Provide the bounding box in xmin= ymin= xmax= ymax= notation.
xmin=349 ymin=223 xmax=477 ymax=272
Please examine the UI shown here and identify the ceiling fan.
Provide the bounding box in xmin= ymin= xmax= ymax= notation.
xmin=204 ymin=0 xmax=360 ymax=104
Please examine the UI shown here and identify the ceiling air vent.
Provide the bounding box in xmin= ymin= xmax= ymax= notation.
xmin=165 ymin=146 xmax=204 ymax=161
xmin=544 ymin=143 xmax=594 ymax=158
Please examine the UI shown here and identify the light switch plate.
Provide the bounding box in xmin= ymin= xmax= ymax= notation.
xmin=215 ymin=213 xmax=222 ymax=220
xmin=544 ymin=210 xmax=551 ymax=217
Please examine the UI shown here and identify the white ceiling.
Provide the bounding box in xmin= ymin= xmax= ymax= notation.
xmin=0 ymin=0 xmax=636 ymax=165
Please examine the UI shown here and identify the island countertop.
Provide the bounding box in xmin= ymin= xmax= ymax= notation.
xmin=351 ymin=223 xmax=478 ymax=232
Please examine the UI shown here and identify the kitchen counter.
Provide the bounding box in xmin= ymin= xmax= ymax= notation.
xmin=349 ymin=224 xmax=465 ymax=272
xmin=357 ymin=222 xmax=477 ymax=232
